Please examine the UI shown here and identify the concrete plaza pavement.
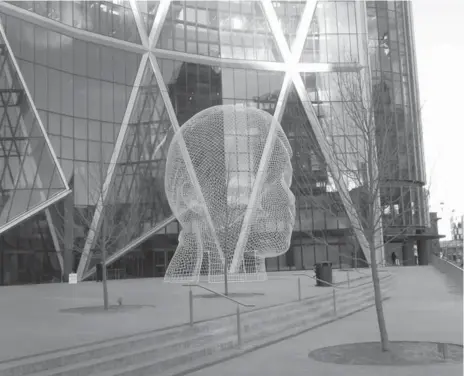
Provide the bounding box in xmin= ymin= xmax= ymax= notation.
xmin=190 ymin=266 xmax=463 ymax=376
xmin=0 ymin=269 xmax=365 ymax=361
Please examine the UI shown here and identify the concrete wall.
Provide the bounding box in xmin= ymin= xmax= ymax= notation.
xmin=430 ymin=253 xmax=463 ymax=293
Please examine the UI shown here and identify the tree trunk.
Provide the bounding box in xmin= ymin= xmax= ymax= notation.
xmin=101 ymin=217 xmax=109 ymax=311
xmin=223 ymin=220 xmax=229 ymax=296
xmin=223 ymin=198 xmax=230 ymax=296
xmin=63 ymin=190 xmax=74 ymax=282
xmin=370 ymin=242 xmax=389 ymax=351
xmin=224 ymin=249 xmax=229 ymax=296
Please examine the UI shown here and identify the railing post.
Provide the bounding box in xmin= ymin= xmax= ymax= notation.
xmin=189 ymin=288 xmax=194 ymax=326
xmin=298 ymin=277 xmax=301 ymax=301
xmin=332 ymin=288 xmax=337 ymax=316
xmin=347 ymin=270 xmax=350 ymax=288
xmin=236 ymin=304 xmax=242 ymax=347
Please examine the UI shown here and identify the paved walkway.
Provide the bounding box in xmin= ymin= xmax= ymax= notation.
xmin=0 ymin=270 xmax=362 ymax=361
xmin=190 ymin=266 xmax=463 ymax=376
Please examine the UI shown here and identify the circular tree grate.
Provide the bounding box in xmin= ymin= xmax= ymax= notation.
xmin=60 ymin=305 xmax=154 ymax=315
xmin=195 ymin=292 xmax=265 ymax=299
xmin=309 ymin=341 xmax=463 ymax=366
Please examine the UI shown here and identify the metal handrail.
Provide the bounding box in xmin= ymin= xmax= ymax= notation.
xmin=296 ymin=271 xmax=387 ymax=316
xmin=183 ymin=283 xmax=255 ymax=308
xmin=294 ymin=271 xmax=392 ymax=290
xmin=182 ymin=283 xmax=255 ymax=348
xmin=293 ymin=272 xmax=351 ymax=290
xmin=292 ymin=270 xmax=393 ymax=307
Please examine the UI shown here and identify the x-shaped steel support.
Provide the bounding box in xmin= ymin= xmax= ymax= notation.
xmin=77 ymin=0 xmax=376 ymax=280
xmin=230 ymin=0 xmax=371 ymax=270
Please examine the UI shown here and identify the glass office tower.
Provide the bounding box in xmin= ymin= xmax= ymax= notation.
xmin=0 ymin=1 xmax=428 ymax=284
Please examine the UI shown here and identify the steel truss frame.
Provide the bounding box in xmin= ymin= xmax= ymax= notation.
xmin=0 ymin=23 xmax=70 ymax=273
xmin=0 ymin=0 xmax=380 ymax=279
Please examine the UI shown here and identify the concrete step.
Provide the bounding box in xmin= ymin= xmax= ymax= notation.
xmin=0 ymin=317 xmax=234 ymax=376
xmin=159 ymin=290 xmax=390 ymax=376
xmin=4 ymin=295 xmax=334 ymax=376
xmin=95 ymin=304 xmax=348 ymax=376
xmin=241 ymin=283 xmax=378 ymax=338
xmin=104 ymin=285 xmax=385 ymax=376
xmin=29 ymin=330 xmax=236 ymax=376
xmin=0 ymin=277 xmax=392 ymax=376
xmin=156 ymin=279 xmax=392 ymax=376
xmin=102 ymin=287 xmax=386 ymax=376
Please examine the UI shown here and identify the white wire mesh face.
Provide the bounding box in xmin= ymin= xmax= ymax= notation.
xmin=164 ymin=105 xmax=295 ymax=283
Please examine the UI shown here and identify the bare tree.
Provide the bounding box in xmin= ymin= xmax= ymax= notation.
xmin=51 ymin=161 xmax=146 ymax=310
xmin=293 ymin=62 xmax=428 ymax=351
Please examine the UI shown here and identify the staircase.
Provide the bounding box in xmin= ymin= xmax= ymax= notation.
xmin=0 ymin=275 xmax=392 ymax=376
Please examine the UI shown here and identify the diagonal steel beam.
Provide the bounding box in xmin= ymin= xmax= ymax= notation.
xmin=76 ymin=54 xmax=149 ymax=280
xmin=229 ymin=72 xmax=293 ymax=273
xmin=0 ymin=22 xmax=70 ymax=272
xmin=81 ymin=215 xmax=176 ymax=281
xmin=291 ymin=72 xmax=371 ymax=264
xmin=229 ymin=0 xmax=315 ymax=273
xmin=147 ymin=52 xmax=226 ymax=262
xmin=129 ymin=0 xmax=149 ymax=49
xmin=77 ymin=2 xmax=174 ymax=280
xmin=148 ymin=0 xmax=171 ymax=50
xmin=0 ymin=23 xmax=69 ymax=192
xmin=260 ymin=0 xmax=372 ymax=264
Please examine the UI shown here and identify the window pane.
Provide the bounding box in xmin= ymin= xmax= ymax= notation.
xmin=48 ymin=69 xmax=61 ymax=113
xmin=73 ymin=76 xmax=87 ymax=117
xmin=73 ymin=40 xmax=87 ymax=76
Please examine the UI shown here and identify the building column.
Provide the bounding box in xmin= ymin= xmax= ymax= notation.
xmin=417 ymin=239 xmax=429 ymax=265
xmin=402 ymin=239 xmax=415 ymax=266
xmin=63 ymin=189 xmax=74 ymax=281
xmin=0 ymin=245 xmax=3 ymax=286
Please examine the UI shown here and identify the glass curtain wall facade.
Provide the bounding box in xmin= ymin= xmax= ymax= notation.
xmin=0 ymin=0 xmax=428 ymax=284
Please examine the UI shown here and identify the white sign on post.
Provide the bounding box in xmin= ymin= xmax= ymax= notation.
xmin=68 ymin=273 xmax=77 ymax=284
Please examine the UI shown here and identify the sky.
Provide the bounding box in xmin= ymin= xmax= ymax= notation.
xmin=412 ymin=0 xmax=464 ymax=235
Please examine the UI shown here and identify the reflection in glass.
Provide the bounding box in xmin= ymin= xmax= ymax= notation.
xmin=8 ymin=1 xmax=142 ymax=44
xmin=157 ymin=1 xmax=283 ymax=61
xmin=160 ymin=58 xmax=285 ymax=127
xmin=0 ymin=31 xmax=67 ymax=230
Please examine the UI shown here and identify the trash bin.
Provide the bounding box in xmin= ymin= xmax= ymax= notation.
xmin=314 ymin=262 xmax=332 ymax=287
xmin=96 ymin=263 xmax=103 ymax=282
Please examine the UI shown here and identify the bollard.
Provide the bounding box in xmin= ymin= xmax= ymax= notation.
xmin=332 ymin=288 xmax=337 ymax=316
xmin=347 ymin=270 xmax=350 ymax=288
xmin=189 ymin=288 xmax=194 ymax=326
xmin=236 ymin=305 xmax=242 ymax=347
xmin=298 ymin=277 xmax=301 ymax=301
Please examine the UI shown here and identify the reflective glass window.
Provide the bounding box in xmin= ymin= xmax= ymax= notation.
xmin=158 ymin=1 xmax=282 ymax=62
xmin=9 ymin=1 xmax=142 ymax=44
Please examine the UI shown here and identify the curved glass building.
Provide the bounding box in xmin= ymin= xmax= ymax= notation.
xmin=0 ymin=1 xmax=429 ymax=285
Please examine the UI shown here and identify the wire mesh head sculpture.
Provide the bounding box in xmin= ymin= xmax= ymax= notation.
xmin=164 ymin=104 xmax=295 ymax=283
